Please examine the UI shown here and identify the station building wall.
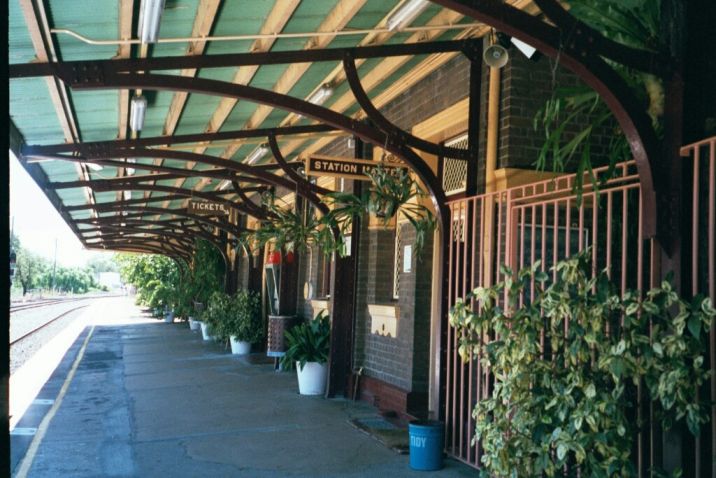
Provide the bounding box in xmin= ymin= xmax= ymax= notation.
xmin=251 ymin=43 xmax=617 ymax=419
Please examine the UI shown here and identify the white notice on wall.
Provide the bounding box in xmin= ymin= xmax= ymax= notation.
xmin=403 ymin=245 xmax=412 ymax=273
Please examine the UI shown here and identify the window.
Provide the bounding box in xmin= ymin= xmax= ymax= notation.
xmin=442 ymin=132 xmax=469 ymax=196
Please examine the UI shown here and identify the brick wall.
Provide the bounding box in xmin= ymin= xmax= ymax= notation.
xmin=296 ymin=46 xmax=616 ymax=414
xmin=498 ymin=53 xmax=615 ymax=172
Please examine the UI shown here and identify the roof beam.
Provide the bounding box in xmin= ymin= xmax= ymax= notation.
xmin=9 ymin=40 xmax=476 ymax=79
xmin=18 ymin=0 xmax=97 ymax=213
xmin=163 ymin=0 xmax=301 ymax=208
xmin=162 ymin=0 xmax=222 ymax=136
xmin=115 ymin=0 xmax=134 ymax=200
xmin=24 ymin=124 xmax=337 ymax=153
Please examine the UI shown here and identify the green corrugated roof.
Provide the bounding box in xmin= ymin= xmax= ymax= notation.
xmin=9 ymin=0 xmax=475 ymax=249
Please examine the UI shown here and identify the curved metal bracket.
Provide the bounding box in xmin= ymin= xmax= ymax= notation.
xmin=342 ymin=55 xmax=471 ymax=161
xmin=431 ymin=0 xmax=660 ymax=237
xmin=267 ymin=134 xmax=330 ymax=216
xmin=82 ymin=205 xmax=243 ymax=238
xmin=532 ymin=0 xmax=672 ymax=76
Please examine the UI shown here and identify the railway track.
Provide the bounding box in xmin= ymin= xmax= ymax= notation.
xmin=10 ymin=304 xmax=91 ymax=346
xmin=10 ymin=294 xmax=120 ymax=313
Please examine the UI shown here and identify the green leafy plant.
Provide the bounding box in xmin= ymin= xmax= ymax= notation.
xmin=534 ymin=0 xmax=665 ymax=198
xmin=251 ymin=164 xmax=436 ymax=257
xmin=280 ymin=310 xmax=331 ymax=371
xmin=449 ymin=249 xmax=714 ymax=477
xmin=203 ymin=291 xmax=232 ymax=340
xmin=224 ymin=290 xmax=263 ymax=344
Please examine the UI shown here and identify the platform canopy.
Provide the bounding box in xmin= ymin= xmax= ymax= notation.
xmin=10 ymin=0 xmax=529 ymax=257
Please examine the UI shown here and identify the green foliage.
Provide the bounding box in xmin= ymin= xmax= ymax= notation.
xmin=86 ymin=254 xmax=118 ymax=274
xmin=15 ymin=249 xmax=47 ymax=295
xmin=203 ymin=291 xmax=232 ymax=340
xmin=115 ymin=253 xmax=179 ymax=308
xmin=189 ymin=239 xmax=225 ymax=305
xmin=280 ymin=311 xmax=331 ymax=371
xmin=13 ymin=236 xmax=99 ymax=296
xmin=534 ymin=0 xmax=665 ymax=199
xmin=222 ymin=290 xmax=264 ymax=343
xmin=449 ymin=250 xmax=714 ymax=477
xmin=251 ymin=164 xmax=436 ymax=257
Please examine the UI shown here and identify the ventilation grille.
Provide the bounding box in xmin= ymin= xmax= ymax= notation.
xmin=452 ymin=213 xmax=465 ymax=243
xmin=442 ymin=133 xmax=469 ymax=196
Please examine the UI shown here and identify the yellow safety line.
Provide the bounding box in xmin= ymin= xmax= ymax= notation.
xmin=14 ymin=325 xmax=96 ymax=478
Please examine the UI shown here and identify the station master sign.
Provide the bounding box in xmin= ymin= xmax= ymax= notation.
xmin=305 ymin=154 xmax=404 ymax=181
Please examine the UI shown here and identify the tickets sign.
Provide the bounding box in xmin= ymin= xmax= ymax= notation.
xmin=188 ymin=200 xmax=230 ymax=215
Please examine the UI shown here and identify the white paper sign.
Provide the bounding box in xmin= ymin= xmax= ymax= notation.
xmin=403 ymin=245 xmax=412 ymax=273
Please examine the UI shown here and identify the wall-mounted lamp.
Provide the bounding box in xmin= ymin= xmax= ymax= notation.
xmin=386 ymin=0 xmax=430 ymax=31
xmin=138 ymin=0 xmax=165 ymax=44
xmin=130 ymin=95 xmax=147 ymax=132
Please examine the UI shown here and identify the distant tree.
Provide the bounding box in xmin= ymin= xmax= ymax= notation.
xmin=15 ymin=249 xmax=47 ymax=295
xmin=86 ymin=254 xmax=118 ymax=274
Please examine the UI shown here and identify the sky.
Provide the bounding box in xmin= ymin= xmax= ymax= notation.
xmin=9 ymin=151 xmax=114 ymax=268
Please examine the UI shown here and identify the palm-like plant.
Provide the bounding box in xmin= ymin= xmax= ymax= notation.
xmin=280 ymin=311 xmax=331 ymax=371
xmin=534 ymin=0 xmax=664 ymax=196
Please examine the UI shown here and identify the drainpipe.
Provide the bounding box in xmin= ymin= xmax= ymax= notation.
xmin=483 ymin=66 xmax=501 ymax=286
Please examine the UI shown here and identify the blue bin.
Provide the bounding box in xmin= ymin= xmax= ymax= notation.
xmin=409 ymin=420 xmax=444 ymax=471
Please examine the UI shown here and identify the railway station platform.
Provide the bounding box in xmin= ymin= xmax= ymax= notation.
xmin=11 ymin=297 xmax=474 ymax=477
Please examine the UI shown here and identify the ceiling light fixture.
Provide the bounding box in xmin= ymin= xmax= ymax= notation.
xmin=386 ymin=0 xmax=430 ymax=31
xmin=84 ymin=162 xmax=103 ymax=172
xmin=130 ymin=95 xmax=147 ymax=132
xmin=219 ymin=179 xmax=232 ymax=190
xmin=124 ymin=190 xmax=132 ymax=201
xmin=307 ymin=84 xmax=334 ymax=106
xmin=246 ymin=144 xmax=269 ymax=165
xmin=138 ymin=0 xmax=165 ymax=44
xmin=126 ymin=158 xmax=136 ymax=176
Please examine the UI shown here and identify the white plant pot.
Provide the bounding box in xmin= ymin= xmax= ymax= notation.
xmin=199 ymin=321 xmax=215 ymax=341
xmin=230 ymin=337 xmax=251 ymax=355
xmin=188 ymin=318 xmax=201 ymax=331
xmin=296 ymin=361 xmax=328 ymax=395
xmin=164 ymin=312 xmax=174 ymax=323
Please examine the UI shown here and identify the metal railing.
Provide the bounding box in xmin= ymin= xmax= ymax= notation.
xmin=443 ymin=136 xmax=716 ymax=475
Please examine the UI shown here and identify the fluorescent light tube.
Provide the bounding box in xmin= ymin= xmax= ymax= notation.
xmin=246 ymin=144 xmax=269 ymax=165
xmin=85 ymin=162 xmax=103 ymax=172
xmin=307 ymin=84 xmax=334 ymax=105
xmin=126 ymin=158 xmax=136 ymax=176
xmin=130 ymin=95 xmax=147 ymax=132
xmin=511 ymin=37 xmax=537 ymax=58
xmin=124 ymin=190 xmax=132 ymax=201
xmin=138 ymin=0 xmax=165 ymax=44
xmin=219 ymin=179 xmax=231 ymax=190
xmin=387 ymin=0 xmax=430 ymax=31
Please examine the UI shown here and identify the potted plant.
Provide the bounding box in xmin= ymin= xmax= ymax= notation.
xmin=224 ymin=290 xmax=263 ymax=355
xmin=280 ymin=311 xmax=331 ymax=395
xmin=202 ymin=291 xmax=229 ymax=341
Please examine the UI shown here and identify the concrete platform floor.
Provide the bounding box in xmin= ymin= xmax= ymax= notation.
xmin=12 ymin=298 xmax=476 ymax=477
